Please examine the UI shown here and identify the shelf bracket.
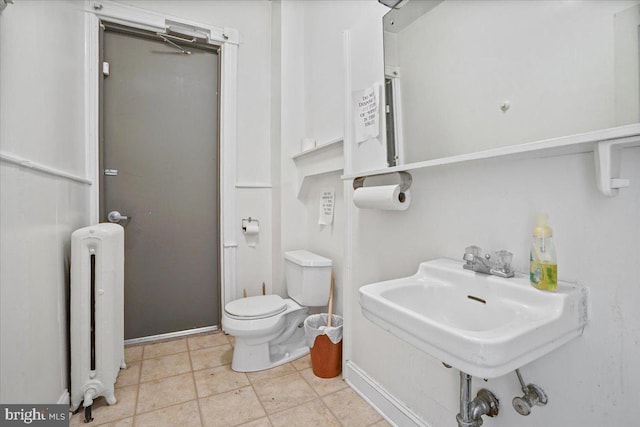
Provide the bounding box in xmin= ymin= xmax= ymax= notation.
xmin=594 ymin=137 xmax=639 ymax=197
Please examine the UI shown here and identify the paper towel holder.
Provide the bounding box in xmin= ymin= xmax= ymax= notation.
xmin=242 ymin=217 xmax=259 ymax=232
xmin=353 ymin=171 xmax=412 ymax=192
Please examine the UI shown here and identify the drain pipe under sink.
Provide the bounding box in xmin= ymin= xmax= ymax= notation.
xmin=456 ymin=371 xmax=500 ymax=427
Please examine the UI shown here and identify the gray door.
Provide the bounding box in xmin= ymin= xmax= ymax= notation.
xmin=101 ymin=27 xmax=220 ymax=339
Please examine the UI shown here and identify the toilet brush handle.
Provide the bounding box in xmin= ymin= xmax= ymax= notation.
xmin=327 ymin=271 xmax=335 ymax=328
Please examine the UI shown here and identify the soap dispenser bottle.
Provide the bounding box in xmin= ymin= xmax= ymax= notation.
xmin=530 ymin=213 xmax=557 ymax=291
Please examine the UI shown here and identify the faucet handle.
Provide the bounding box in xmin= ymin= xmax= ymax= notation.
xmin=490 ymin=250 xmax=515 ymax=277
xmin=463 ymin=245 xmax=482 ymax=262
xmin=465 ymin=245 xmax=482 ymax=256
xmin=493 ymin=250 xmax=513 ymax=269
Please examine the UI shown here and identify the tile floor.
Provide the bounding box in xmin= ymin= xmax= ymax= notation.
xmin=70 ymin=332 xmax=390 ymax=427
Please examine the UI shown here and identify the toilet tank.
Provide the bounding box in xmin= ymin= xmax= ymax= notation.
xmin=284 ymin=250 xmax=332 ymax=306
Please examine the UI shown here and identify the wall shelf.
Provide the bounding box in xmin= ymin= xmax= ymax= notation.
xmin=293 ymin=137 xmax=344 ymax=198
xmin=342 ymin=124 xmax=640 ymax=197
xmin=292 ymin=137 xmax=343 ymax=161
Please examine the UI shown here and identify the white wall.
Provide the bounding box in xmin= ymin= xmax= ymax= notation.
xmin=302 ymin=1 xmax=379 ymax=145
xmin=394 ymin=0 xmax=639 ymax=162
xmin=345 ymin=6 xmax=389 ymax=175
xmin=344 ymin=2 xmax=640 ymax=426
xmin=277 ymin=0 xmax=308 ymax=298
xmin=277 ymin=1 xmax=388 ymax=312
xmin=0 ymin=0 xmax=89 ymax=403
xmin=117 ymin=1 xmax=275 ymax=298
xmin=270 ymin=0 xmax=283 ymax=296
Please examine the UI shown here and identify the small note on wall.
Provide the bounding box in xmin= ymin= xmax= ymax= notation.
xmin=318 ymin=190 xmax=335 ymax=225
xmin=353 ymin=85 xmax=379 ymax=143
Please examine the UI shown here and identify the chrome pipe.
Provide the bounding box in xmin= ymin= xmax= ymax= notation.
xmin=460 ymin=372 xmax=472 ymax=421
xmin=456 ymin=371 xmax=499 ymax=427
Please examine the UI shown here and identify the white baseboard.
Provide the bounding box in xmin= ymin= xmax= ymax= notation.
xmin=124 ymin=325 xmax=219 ymax=346
xmin=57 ymin=389 xmax=70 ymax=405
xmin=344 ymin=361 xmax=429 ymax=427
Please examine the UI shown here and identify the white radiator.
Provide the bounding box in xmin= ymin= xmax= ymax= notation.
xmin=70 ymin=223 xmax=125 ymax=411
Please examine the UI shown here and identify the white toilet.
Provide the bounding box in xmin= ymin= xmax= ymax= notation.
xmin=222 ymin=250 xmax=332 ymax=372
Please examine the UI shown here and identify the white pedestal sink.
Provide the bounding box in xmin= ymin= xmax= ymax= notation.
xmin=359 ymin=258 xmax=590 ymax=378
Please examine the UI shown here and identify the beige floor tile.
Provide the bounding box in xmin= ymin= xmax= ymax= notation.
xmin=269 ymin=399 xmax=340 ymax=427
xmin=252 ymin=372 xmax=316 ymax=414
xmin=199 ymin=386 xmax=266 ymax=427
xmin=299 ymin=368 xmax=347 ymax=396
xmin=124 ymin=345 xmax=143 ymax=363
xmin=194 ymin=364 xmax=250 ymax=398
xmin=134 ymin=400 xmax=201 ymax=427
xmin=188 ymin=332 xmax=229 ymax=350
xmin=115 ymin=361 xmax=140 ymax=388
xmin=228 ymin=335 xmax=236 ymax=347
xmin=291 ymin=354 xmax=312 ymax=371
xmin=85 ymin=417 xmax=133 ymax=427
xmin=190 ymin=344 xmax=233 ymax=371
xmin=246 ymin=363 xmax=296 ymax=384
xmin=70 ymin=342 xmax=383 ymax=427
xmin=111 ymin=418 xmax=134 ymax=427
xmin=140 ymin=352 xmax=191 ymax=382
xmin=69 ymin=386 xmax=137 ymax=426
xmin=322 ymin=387 xmax=382 ymax=427
xmin=369 ymin=419 xmax=393 ymax=427
xmin=237 ymin=417 xmax=272 ymax=427
xmin=143 ymin=338 xmax=188 ymax=359
xmin=136 ymin=372 xmax=196 ymax=414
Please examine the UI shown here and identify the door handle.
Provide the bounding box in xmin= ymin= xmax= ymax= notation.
xmin=107 ymin=210 xmax=129 ymax=223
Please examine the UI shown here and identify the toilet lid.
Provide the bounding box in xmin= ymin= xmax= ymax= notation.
xmin=225 ymin=295 xmax=287 ymax=319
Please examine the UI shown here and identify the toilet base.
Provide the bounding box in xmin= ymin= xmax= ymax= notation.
xmin=231 ymin=322 xmax=309 ymax=372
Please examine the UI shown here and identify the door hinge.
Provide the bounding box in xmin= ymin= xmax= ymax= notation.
xmin=103 ymin=61 xmax=110 ymax=77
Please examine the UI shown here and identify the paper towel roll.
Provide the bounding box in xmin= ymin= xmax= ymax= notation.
xmin=353 ymin=185 xmax=410 ymax=211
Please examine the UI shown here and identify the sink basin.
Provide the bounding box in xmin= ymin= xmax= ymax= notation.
xmin=359 ymin=258 xmax=589 ymax=378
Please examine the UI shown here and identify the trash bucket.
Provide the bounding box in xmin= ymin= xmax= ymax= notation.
xmin=304 ymin=314 xmax=343 ymax=378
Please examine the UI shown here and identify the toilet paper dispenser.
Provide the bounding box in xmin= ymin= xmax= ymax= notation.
xmin=242 ymin=217 xmax=260 ymax=232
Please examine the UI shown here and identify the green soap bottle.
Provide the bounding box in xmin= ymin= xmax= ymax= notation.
xmin=530 ymin=213 xmax=557 ymax=291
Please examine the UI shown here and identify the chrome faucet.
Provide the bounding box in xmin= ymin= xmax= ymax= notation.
xmin=463 ymin=246 xmax=514 ymax=278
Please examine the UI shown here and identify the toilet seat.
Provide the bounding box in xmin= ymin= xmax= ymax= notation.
xmin=225 ymin=295 xmax=287 ymax=320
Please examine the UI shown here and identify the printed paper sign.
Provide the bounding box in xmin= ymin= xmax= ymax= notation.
xmin=318 ymin=190 xmax=335 ymax=225
xmin=353 ymin=86 xmax=379 ymax=143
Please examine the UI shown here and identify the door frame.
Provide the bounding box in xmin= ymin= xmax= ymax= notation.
xmin=84 ymin=0 xmax=239 ymax=322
